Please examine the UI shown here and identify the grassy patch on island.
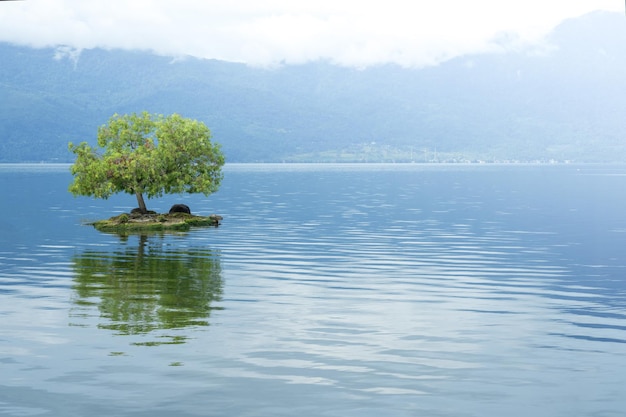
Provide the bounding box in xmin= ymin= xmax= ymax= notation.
xmin=89 ymin=212 xmax=222 ymax=233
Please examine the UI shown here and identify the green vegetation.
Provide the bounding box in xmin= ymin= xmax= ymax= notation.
xmin=90 ymin=212 xmax=222 ymax=233
xmin=68 ymin=112 xmax=225 ymax=214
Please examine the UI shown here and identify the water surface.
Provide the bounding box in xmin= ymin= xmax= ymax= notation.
xmin=1 ymin=163 xmax=625 ymax=416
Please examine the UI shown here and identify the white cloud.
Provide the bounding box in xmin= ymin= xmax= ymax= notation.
xmin=0 ymin=0 xmax=621 ymax=67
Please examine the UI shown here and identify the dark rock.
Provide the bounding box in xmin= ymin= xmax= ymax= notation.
xmin=169 ymin=204 xmax=191 ymax=214
xmin=130 ymin=208 xmax=157 ymax=217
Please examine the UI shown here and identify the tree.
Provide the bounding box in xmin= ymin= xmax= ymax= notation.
xmin=69 ymin=112 xmax=225 ymax=213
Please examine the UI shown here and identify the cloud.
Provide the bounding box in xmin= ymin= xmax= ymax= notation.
xmin=0 ymin=0 xmax=621 ymax=67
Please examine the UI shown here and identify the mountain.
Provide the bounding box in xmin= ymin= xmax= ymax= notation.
xmin=1 ymin=11 xmax=626 ymax=163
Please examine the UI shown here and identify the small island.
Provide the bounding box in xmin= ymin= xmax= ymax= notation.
xmin=68 ymin=112 xmax=226 ymax=234
xmin=90 ymin=206 xmax=223 ymax=233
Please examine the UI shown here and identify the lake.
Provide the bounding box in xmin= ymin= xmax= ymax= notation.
xmin=1 ymin=163 xmax=625 ymax=417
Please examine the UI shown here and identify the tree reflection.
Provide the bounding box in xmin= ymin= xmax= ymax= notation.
xmin=71 ymin=234 xmax=223 ymax=345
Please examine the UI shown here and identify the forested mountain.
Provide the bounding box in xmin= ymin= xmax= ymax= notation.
xmin=1 ymin=11 xmax=625 ymax=163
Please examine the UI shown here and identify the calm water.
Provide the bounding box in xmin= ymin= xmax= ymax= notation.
xmin=1 ymin=163 xmax=625 ymax=417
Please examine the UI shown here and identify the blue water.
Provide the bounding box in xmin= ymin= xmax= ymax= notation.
xmin=1 ymin=163 xmax=625 ymax=417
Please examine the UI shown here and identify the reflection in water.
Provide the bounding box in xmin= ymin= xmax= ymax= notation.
xmin=70 ymin=234 xmax=223 ymax=345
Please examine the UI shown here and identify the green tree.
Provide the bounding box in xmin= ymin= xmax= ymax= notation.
xmin=69 ymin=112 xmax=224 ymax=213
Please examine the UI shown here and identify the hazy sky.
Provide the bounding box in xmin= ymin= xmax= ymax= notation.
xmin=0 ymin=0 xmax=622 ymax=67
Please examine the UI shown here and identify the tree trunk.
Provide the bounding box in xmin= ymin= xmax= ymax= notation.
xmin=135 ymin=192 xmax=148 ymax=213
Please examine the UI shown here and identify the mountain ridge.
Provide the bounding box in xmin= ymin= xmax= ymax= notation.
xmin=1 ymin=11 xmax=625 ymax=163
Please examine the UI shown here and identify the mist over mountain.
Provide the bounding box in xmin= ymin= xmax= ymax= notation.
xmin=1 ymin=11 xmax=625 ymax=163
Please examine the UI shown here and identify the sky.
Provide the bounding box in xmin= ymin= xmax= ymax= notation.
xmin=0 ymin=0 xmax=622 ymax=67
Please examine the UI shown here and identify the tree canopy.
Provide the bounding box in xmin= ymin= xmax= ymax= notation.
xmin=69 ymin=112 xmax=224 ymax=213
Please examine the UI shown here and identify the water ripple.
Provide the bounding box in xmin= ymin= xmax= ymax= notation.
xmin=2 ymin=164 xmax=626 ymax=416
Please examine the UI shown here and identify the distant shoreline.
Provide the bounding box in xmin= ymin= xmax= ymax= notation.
xmin=1 ymin=161 xmax=623 ymax=174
